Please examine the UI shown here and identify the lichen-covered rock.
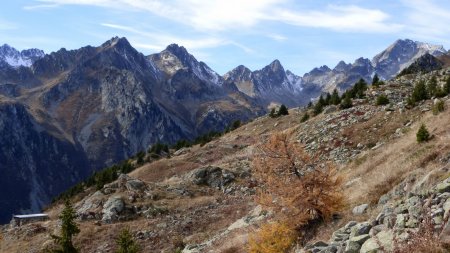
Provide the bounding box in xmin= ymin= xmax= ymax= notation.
xmin=345 ymin=234 xmax=370 ymax=253
xmin=350 ymin=222 xmax=372 ymax=237
xmin=360 ymin=230 xmax=394 ymax=253
xmin=187 ymin=166 xmax=235 ymax=189
xmin=102 ymin=196 xmax=124 ymax=223
xmin=352 ymin=203 xmax=369 ymax=215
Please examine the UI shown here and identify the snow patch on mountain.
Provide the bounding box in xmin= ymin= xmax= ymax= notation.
xmin=0 ymin=44 xmax=44 ymax=67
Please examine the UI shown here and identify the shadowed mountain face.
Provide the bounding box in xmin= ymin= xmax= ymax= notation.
xmin=0 ymin=37 xmax=263 ymax=223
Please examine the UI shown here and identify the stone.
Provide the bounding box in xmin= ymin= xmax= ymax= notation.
xmin=349 ymin=234 xmax=371 ymax=244
xmin=435 ymin=182 xmax=450 ymax=194
xmin=408 ymin=204 xmax=422 ymax=218
xmin=344 ymin=240 xmax=361 ymax=253
xmin=383 ymin=214 xmax=396 ymax=229
xmin=350 ymin=222 xmax=372 ymax=237
xmin=188 ymin=166 xmax=235 ymax=189
xmin=443 ymin=199 xmax=450 ymax=213
xmin=331 ymin=231 xmax=349 ymax=242
xmin=396 ymin=214 xmax=406 ymax=228
xmin=407 ymin=196 xmax=421 ymax=206
xmin=440 ymin=219 xmax=450 ymax=244
xmin=324 ymin=105 xmax=338 ymax=114
xmin=344 ymin=221 xmax=358 ymax=230
xmin=395 ymin=204 xmax=408 ymax=214
xmin=369 ymin=224 xmax=386 ymax=237
xmin=173 ymin=147 xmax=190 ymax=156
xmin=352 ymin=204 xmax=369 ymax=215
xmin=360 ymin=230 xmax=394 ymax=253
xmin=433 ymin=216 xmax=443 ymax=225
xmin=102 ymin=196 xmax=124 ymax=223
xmin=406 ymin=217 xmax=419 ymax=228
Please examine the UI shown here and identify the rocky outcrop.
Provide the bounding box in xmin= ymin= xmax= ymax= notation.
xmin=302 ymin=175 xmax=450 ymax=253
xmin=187 ymin=166 xmax=235 ymax=189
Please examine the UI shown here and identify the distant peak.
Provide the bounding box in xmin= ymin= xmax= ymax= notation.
xmin=102 ymin=36 xmax=131 ymax=49
xmin=269 ymin=59 xmax=282 ymax=68
xmin=1 ymin=44 xmax=12 ymax=49
xmin=234 ymin=65 xmax=251 ymax=72
xmin=318 ymin=65 xmax=330 ymax=71
xmin=165 ymin=43 xmax=189 ymax=56
xmin=334 ymin=61 xmax=351 ymax=72
xmin=266 ymin=59 xmax=284 ymax=73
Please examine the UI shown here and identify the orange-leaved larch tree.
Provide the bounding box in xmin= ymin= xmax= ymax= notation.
xmin=252 ymin=132 xmax=344 ymax=231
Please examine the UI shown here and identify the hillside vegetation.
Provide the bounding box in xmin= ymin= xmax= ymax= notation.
xmin=2 ymin=67 xmax=450 ymax=252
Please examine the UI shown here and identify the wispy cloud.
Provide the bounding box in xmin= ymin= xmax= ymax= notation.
xmin=267 ymin=34 xmax=287 ymax=42
xmin=401 ymin=0 xmax=450 ymax=44
xmin=23 ymin=3 xmax=60 ymax=10
xmin=31 ymin=0 xmax=400 ymax=34
xmin=101 ymin=22 xmax=253 ymax=53
xmin=273 ymin=5 xmax=403 ymax=33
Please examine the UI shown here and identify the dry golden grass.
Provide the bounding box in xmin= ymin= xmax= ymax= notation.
xmin=248 ymin=221 xmax=297 ymax=253
xmin=341 ymin=100 xmax=450 ymax=207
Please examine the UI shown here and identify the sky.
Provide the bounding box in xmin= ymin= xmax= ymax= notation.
xmin=1 ymin=0 xmax=450 ymax=75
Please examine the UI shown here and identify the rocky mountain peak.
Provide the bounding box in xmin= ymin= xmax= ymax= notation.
xmin=372 ymin=39 xmax=446 ymax=79
xmin=100 ymin=37 xmax=136 ymax=55
xmin=333 ymin=60 xmax=352 ymax=72
xmin=353 ymin=57 xmax=372 ymax=67
xmin=223 ymin=65 xmax=252 ymax=82
xmin=0 ymin=44 xmax=44 ymax=67
xmin=165 ymin=44 xmax=189 ymax=58
xmin=261 ymin=59 xmax=286 ymax=76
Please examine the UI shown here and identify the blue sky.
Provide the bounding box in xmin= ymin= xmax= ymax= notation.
xmin=1 ymin=0 xmax=450 ymax=75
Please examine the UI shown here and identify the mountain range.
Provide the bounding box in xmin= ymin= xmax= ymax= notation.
xmin=0 ymin=37 xmax=446 ymax=223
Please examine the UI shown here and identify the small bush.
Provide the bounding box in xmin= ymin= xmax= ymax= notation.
xmin=340 ymin=94 xmax=353 ymax=109
xmin=278 ymin=104 xmax=289 ymax=116
xmin=300 ymin=112 xmax=310 ymax=123
xmin=116 ymin=228 xmax=139 ymax=253
xmin=248 ymin=221 xmax=297 ymax=253
xmin=416 ymin=124 xmax=430 ymax=143
xmin=432 ymin=100 xmax=445 ymax=115
xmin=393 ymin=214 xmax=449 ymax=253
xmin=376 ymin=94 xmax=390 ymax=105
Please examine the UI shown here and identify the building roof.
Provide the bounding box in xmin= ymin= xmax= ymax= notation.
xmin=13 ymin=213 xmax=49 ymax=219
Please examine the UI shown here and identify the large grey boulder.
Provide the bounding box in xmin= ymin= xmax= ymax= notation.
xmin=360 ymin=230 xmax=394 ymax=253
xmin=188 ymin=166 xmax=235 ymax=189
xmin=102 ymin=196 xmax=124 ymax=223
xmin=352 ymin=204 xmax=369 ymax=215
xmin=345 ymin=234 xmax=371 ymax=253
xmin=76 ymin=191 xmax=105 ymax=220
xmin=350 ymin=222 xmax=372 ymax=237
xmin=435 ymin=181 xmax=450 ymax=194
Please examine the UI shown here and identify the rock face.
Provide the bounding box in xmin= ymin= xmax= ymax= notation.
xmin=223 ymin=60 xmax=308 ymax=108
xmin=399 ymin=53 xmax=444 ymax=76
xmin=0 ymin=102 xmax=90 ymax=223
xmin=0 ymin=37 xmax=263 ymax=223
xmin=372 ymin=39 xmax=446 ymax=79
xmin=0 ymin=44 xmax=44 ymax=67
xmin=303 ymin=175 xmax=450 ymax=253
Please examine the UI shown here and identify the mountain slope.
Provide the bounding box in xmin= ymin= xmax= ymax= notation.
xmin=3 ymin=65 xmax=450 ymax=252
xmin=0 ymin=37 xmax=263 ymax=223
